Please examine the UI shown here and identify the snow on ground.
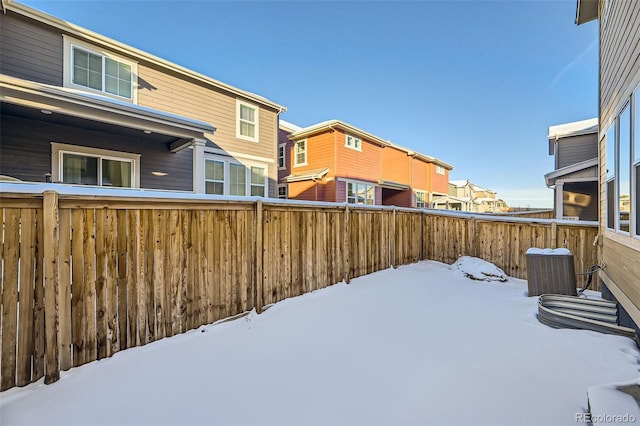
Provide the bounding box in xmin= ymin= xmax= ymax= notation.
xmin=2 ymin=260 xmax=639 ymax=426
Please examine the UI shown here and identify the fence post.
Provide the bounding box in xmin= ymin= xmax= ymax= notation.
xmin=551 ymin=221 xmax=558 ymax=247
xmin=471 ymin=217 xmax=478 ymax=258
xmin=255 ymin=200 xmax=263 ymax=313
xmin=420 ymin=210 xmax=424 ymax=260
xmin=391 ymin=207 xmax=397 ymax=268
xmin=43 ymin=190 xmax=60 ymax=385
xmin=343 ymin=204 xmax=350 ymax=284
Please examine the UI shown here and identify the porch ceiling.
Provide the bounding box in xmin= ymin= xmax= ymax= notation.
xmin=1 ymin=74 xmax=215 ymax=150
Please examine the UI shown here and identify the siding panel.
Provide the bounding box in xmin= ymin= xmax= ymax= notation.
xmin=0 ymin=12 xmax=63 ymax=85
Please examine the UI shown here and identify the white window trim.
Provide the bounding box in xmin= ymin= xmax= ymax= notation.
xmin=415 ymin=190 xmax=427 ymax=208
xmin=345 ymin=134 xmax=362 ymax=152
xmin=278 ymin=143 xmax=287 ymax=170
xmin=204 ymin=153 xmax=269 ymax=197
xmin=51 ymin=142 xmax=140 ymax=188
xmin=436 ymin=165 xmax=445 ymax=175
xmin=63 ymin=35 xmax=138 ymax=104
xmin=236 ymin=99 xmax=260 ymax=143
xmin=277 ymin=184 xmax=288 ymax=199
xmin=343 ymin=178 xmax=376 ymax=205
xmin=294 ymin=139 xmax=308 ymax=167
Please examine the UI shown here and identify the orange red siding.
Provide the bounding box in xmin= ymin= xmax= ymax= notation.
xmin=381 ymin=146 xmax=410 ymax=185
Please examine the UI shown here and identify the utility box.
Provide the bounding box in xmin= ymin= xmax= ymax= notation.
xmin=525 ymin=248 xmax=577 ymax=296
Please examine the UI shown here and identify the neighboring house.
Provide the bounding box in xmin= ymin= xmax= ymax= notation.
xmin=544 ymin=118 xmax=599 ymax=220
xmin=575 ymin=0 xmax=640 ymax=331
xmin=277 ymin=119 xmax=452 ymax=207
xmin=0 ymin=1 xmax=285 ymax=196
xmin=448 ymin=180 xmax=509 ymax=213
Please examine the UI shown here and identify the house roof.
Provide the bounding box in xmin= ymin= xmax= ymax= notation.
xmin=279 ymin=119 xmax=302 ymax=133
xmin=4 ymin=0 xmax=286 ymax=113
xmin=548 ymin=118 xmax=598 ymax=140
xmin=1 ymin=74 xmax=215 ymax=149
xmin=450 ymin=180 xmax=470 ymax=187
xmin=283 ymin=168 xmax=329 ymax=183
xmin=431 ymin=195 xmax=468 ymax=204
xmin=576 ymin=0 xmax=599 ymax=25
xmin=377 ymin=180 xmax=411 ymax=191
xmin=288 ymin=119 xmax=454 ymax=170
xmin=544 ymin=157 xmax=599 ymax=187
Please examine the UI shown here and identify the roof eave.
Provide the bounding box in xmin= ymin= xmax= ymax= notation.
xmin=575 ymin=0 xmax=599 ymax=25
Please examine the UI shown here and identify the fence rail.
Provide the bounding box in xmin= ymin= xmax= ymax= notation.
xmin=0 ymin=191 xmax=598 ymax=391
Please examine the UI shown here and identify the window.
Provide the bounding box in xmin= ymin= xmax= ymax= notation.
xmin=52 ymin=143 xmax=139 ymax=188
xmin=205 ymin=160 xmax=224 ymax=195
xmin=229 ymin=163 xmax=246 ymax=196
xmin=277 ymin=184 xmax=288 ymax=199
xmin=605 ymin=89 xmax=640 ymax=236
xmin=635 ymin=87 xmax=640 ymax=236
xmin=346 ymin=181 xmax=375 ymax=205
xmin=204 ymin=155 xmax=268 ymax=197
xmin=606 ymin=124 xmax=616 ymax=230
xmin=416 ymin=191 xmax=426 ymax=208
xmin=436 ymin=165 xmax=445 ymax=175
xmin=237 ymin=100 xmax=259 ymax=142
xmin=278 ymin=143 xmax=286 ymax=170
xmin=64 ymin=37 xmax=136 ymax=101
xmin=619 ymin=103 xmax=631 ymax=233
xmin=250 ymin=166 xmax=266 ymax=196
xmin=345 ymin=134 xmax=362 ymax=151
xmin=294 ymin=140 xmax=307 ymax=166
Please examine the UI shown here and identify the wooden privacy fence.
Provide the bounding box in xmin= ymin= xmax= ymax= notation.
xmin=0 ymin=190 xmax=598 ymax=391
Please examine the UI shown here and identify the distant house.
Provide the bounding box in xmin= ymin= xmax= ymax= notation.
xmin=447 ymin=180 xmax=508 ymax=213
xmin=544 ymin=118 xmax=599 ymax=221
xmin=0 ymin=1 xmax=285 ymax=196
xmin=575 ymin=0 xmax=640 ymax=331
xmin=277 ymin=120 xmax=453 ymax=207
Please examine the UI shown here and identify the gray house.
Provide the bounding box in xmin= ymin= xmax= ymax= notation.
xmin=544 ymin=118 xmax=599 ymax=221
xmin=0 ymin=0 xmax=285 ymax=195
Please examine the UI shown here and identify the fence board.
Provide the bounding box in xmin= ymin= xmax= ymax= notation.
xmin=105 ymin=209 xmax=118 ymax=356
xmin=58 ymin=208 xmax=72 ymax=371
xmin=71 ymin=209 xmax=86 ymax=366
xmin=116 ymin=210 xmax=128 ymax=350
xmin=17 ymin=209 xmax=35 ymax=387
xmin=95 ymin=210 xmax=108 ymax=360
xmin=33 ymin=208 xmax=45 ymax=381
xmin=43 ymin=191 xmax=59 ymax=384
xmin=1 ymin=209 xmax=20 ymax=391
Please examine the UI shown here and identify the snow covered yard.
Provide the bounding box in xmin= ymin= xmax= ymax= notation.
xmin=1 ymin=260 xmax=639 ymax=426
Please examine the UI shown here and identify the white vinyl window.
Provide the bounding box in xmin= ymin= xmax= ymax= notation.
xmin=345 ymin=134 xmax=362 ymax=151
xmin=294 ymin=140 xmax=307 ymax=166
xmin=416 ymin=191 xmax=426 ymax=208
xmin=436 ymin=165 xmax=445 ymax=175
xmin=605 ymin=85 xmax=640 ymax=237
xmin=237 ymin=100 xmax=259 ymax=142
xmin=205 ymin=159 xmax=225 ymax=195
xmin=278 ymin=143 xmax=286 ymax=170
xmin=634 ymin=86 xmax=640 ymax=237
xmin=346 ymin=180 xmax=375 ymax=205
xmin=64 ymin=37 xmax=137 ymax=102
xmin=250 ymin=166 xmax=266 ymax=196
xmin=205 ymin=155 xmax=268 ymax=197
xmin=277 ymin=184 xmax=287 ymax=199
xmin=52 ymin=143 xmax=140 ymax=188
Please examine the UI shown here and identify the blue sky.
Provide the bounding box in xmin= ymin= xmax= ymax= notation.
xmin=20 ymin=0 xmax=599 ymax=208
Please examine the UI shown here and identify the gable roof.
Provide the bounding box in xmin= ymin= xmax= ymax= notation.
xmin=3 ymin=0 xmax=286 ymax=113
xmin=544 ymin=157 xmax=598 ymax=186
